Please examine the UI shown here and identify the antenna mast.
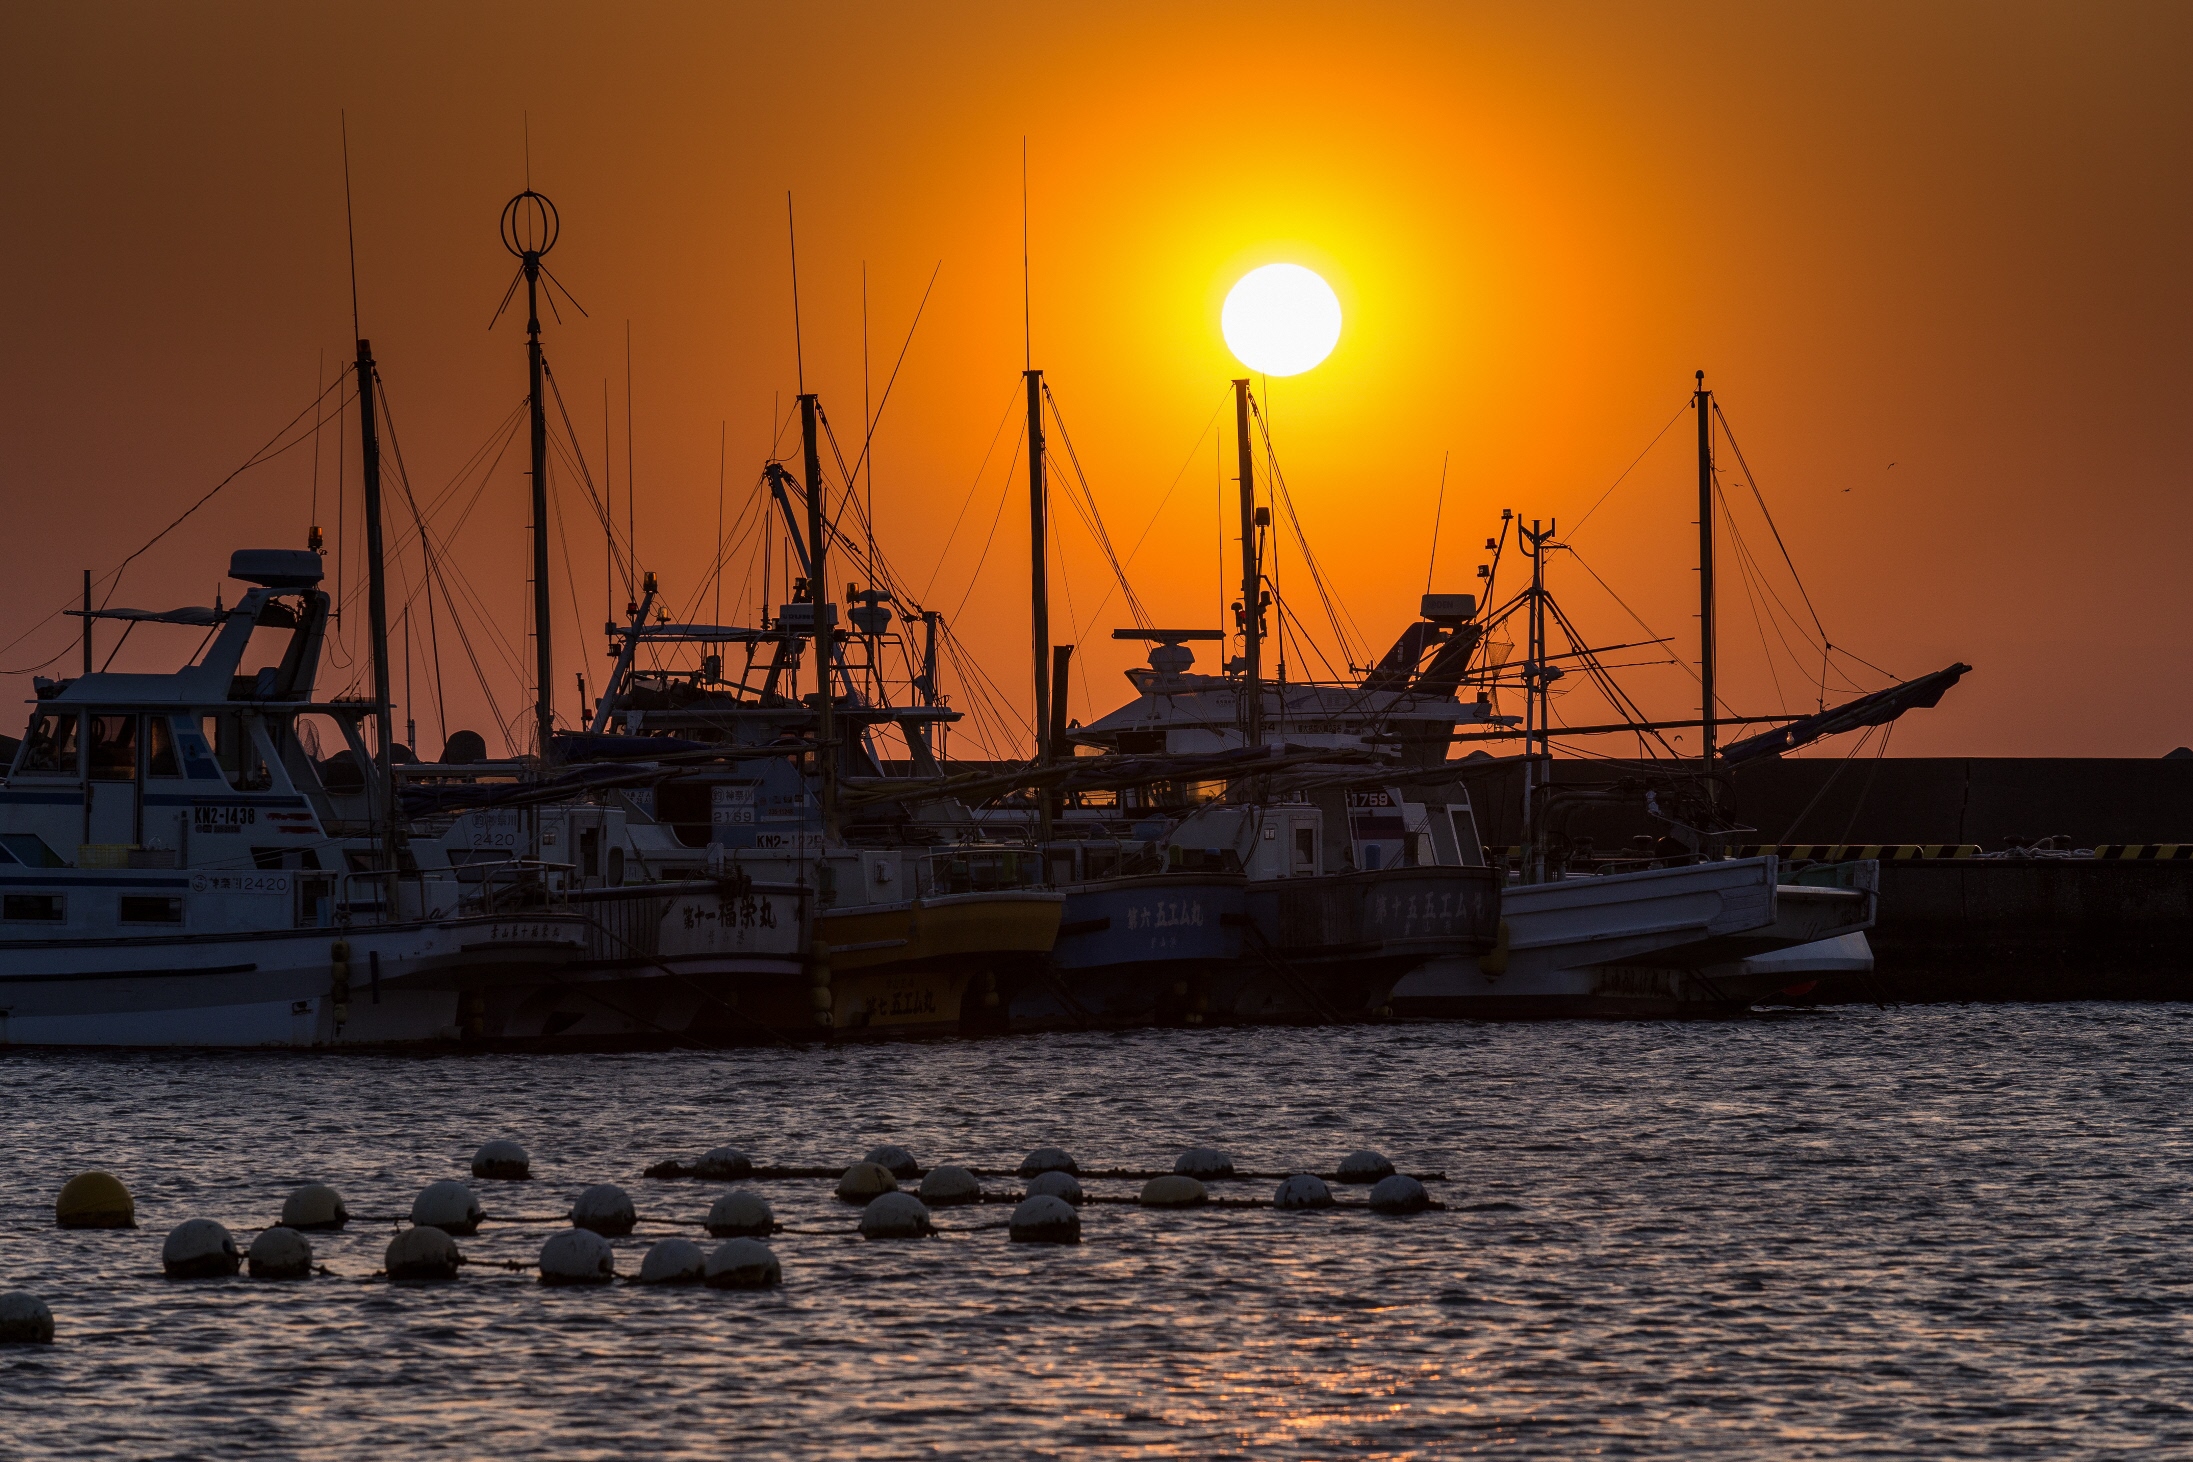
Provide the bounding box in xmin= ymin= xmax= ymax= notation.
xmin=501 ymin=189 xmax=561 ymax=768
xmin=1234 ymin=379 xmax=1263 ymax=750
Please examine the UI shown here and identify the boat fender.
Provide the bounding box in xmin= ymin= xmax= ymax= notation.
xmin=570 ymin=1184 xmax=637 ymax=1236
xmin=0 ymin=1293 xmax=54 ymax=1344
xmin=55 ymin=1171 xmax=135 ymax=1230
xmin=809 ymin=940 xmax=834 ymax=1027
xmin=385 ymin=1226 xmax=461 ymax=1281
xmin=858 ymin=1191 xmax=932 ymax=1239
xmin=1009 ymin=1194 xmax=1081 ymax=1244
xmin=280 ymin=1182 xmax=349 ymax=1230
xmin=247 ymin=1226 xmax=314 ymax=1280
xmin=410 ymin=1180 xmax=484 ymax=1235
xmin=1274 ymin=1174 xmax=1334 ymax=1209
xmin=863 ymin=1144 xmax=920 ymax=1178
xmin=1139 ymin=1175 xmax=1207 ymax=1208
xmin=471 ymin=1140 xmax=531 ymax=1180
xmin=329 ymin=939 xmax=351 ymax=1028
xmin=1174 ymin=1146 xmax=1234 ymax=1179
xmin=538 ymin=1228 xmax=616 ymax=1286
xmin=693 ymin=1146 xmax=752 ymax=1180
xmin=1480 ymin=920 xmax=1512 ymax=978
xmin=1018 ymin=1146 xmax=1080 ymax=1178
xmin=703 ymin=1238 xmax=781 ymax=1289
xmin=1368 ymin=1174 xmax=1431 ymax=1215
xmin=918 ymin=1165 xmax=981 ymax=1206
xmin=1026 ymin=1171 xmax=1084 ymax=1206
xmin=638 ymin=1238 xmax=706 ymax=1285
xmin=1337 ymin=1150 xmax=1394 ymax=1184
xmin=706 ymin=1192 xmax=774 ymax=1237
xmin=834 ymin=1162 xmax=896 ymax=1203
xmin=162 ymin=1219 xmax=241 ymax=1279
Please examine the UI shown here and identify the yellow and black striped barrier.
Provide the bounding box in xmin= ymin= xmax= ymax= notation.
xmin=1735 ymin=844 xmax=1980 ymax=860
xmin=2089 ymin=844 xmax=2193 ymax=860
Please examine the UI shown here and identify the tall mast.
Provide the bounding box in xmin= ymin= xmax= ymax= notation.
xmin=355 ymin=338 xmax=399 ymax=865
xmin=1696 ymin=369 xmax=1717 ymax=808
xmin=800 ymin=393 xmax=838 ymax=837
xmin=1234 ymin=378 xmax=1262 ymax=750
xmin=1027 ymin=369 xmax=1051 ymax=840
xmin=501 ymin=190 xmax=561 ymax=768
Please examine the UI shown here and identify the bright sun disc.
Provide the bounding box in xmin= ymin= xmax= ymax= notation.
xmin=1222 ymin=263 xmax=1342 ymax=376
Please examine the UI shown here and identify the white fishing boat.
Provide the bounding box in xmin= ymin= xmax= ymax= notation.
xmin=0 ymin=544 xmax=592 ymax=1047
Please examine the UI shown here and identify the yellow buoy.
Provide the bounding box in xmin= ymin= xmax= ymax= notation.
xmin=55 ymin=1171 xmax=135 ymax=1230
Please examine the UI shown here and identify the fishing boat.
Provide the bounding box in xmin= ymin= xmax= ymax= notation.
xmin=0 ymin=527 xmax=593 ymax=1045
xmin=943 ymin=374 xmax=1502 ymax=1028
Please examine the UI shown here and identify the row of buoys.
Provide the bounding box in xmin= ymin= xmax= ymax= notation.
xmin=640 ymin=1144 xmax=1413 ymax=1186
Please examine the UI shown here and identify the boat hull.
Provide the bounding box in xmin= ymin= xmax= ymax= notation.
xmin=1390 ymin=857 xmax=1879 ymax=1017
xmin=1223 ymin=864 xmax=1501 ymax=1023
xmin=0 ymin=914 xmax=594 ymax=1047
xmin=814 ymin=889 xmax=1065 ymax=1038
xmin=1011 ymin=873 xmax=1246 ymax=1030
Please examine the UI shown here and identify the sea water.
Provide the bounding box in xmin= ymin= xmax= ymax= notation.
xmin=1 ymin=1006 xmax=2188 ymax=1457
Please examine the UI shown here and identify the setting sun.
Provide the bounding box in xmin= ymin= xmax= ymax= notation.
xmin=1221 ymin=262 xmax=1342 ymax=377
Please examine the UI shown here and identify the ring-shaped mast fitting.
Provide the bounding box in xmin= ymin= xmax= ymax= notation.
xmin=500 ymin=190 xmax=560 ymax=259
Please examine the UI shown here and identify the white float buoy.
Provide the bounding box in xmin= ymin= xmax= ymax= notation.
xmin=0 ymin=1293 xmax=54 ymax=1344
xmin=1017 ymin=1146 xmax=1079 ymax=1178
xmin=570 ymin=1184 xmax=637 ymax=1236
xmin=279 ymin=1183 xmax=349 ymax=1231
xmin=1173 ymin=1146 xmax=1234 ymax=1179
xmin=1139 ymin=1175 xmax=1208 ymax=1208
xmin=385 ymin=1226 xmax=462 ymax=1281
xmin=706 ymin=1191 xmax=774 ymax=1238
xmin=1026 ymin=1170 xmax=1084 ymax=1206
xmin=835 ymin=1162 xmax=897 ymax=1203
xmin=410 ymin=1180 xmax=484 ymax=1235
xmin=858 ymin=1191 xmax=932 ymax=1239
xmin=1274 ymin=1174 xmax=1334 ymax=1210
xmin=917 ymin=1165 xmax=981 ymax=1206
xmin=704 ymin=1238 xmax=781 ymax=1289
xmin=162 ymin=1219 xmax=240 ymax=1279
xmin=54 ymin=1171 xmax=134 ymax=1229
xmin=638 ymin=1238 xmax=706 ymax=1285
xmin=247 ymin=1226 xmax=314 ymax=1279
xmin=1337 ymin=1149 xmax=1395 ymax=1183
xmin=1368 ymin=1174 xmax=1431 ymax=1214
xmin=1008 ymin=1194 xmax=1081 ymax=1244
xmin=863 ymin=1144 xmax=920 ymax=1178
xmin=694 ymin=1146 xmax=753 ymax=1180
xmin=471 ymin=1140 xmax=531 ymax=1181
xmin=539 ymin=1228 xmax=617 ymax=1286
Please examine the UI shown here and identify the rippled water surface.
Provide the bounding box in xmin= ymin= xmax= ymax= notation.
xmin=2 ymin=1007 xmax=2190 ymax=1458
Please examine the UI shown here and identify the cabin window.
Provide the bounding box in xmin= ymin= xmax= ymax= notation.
xmin=1046 ymin=849 xmax=1080 ymax=886
xmin=1293 ymin=827 xmax=1318 ymax=875
xmin=87 ymin=715 xmax=137 ymax=781
xmin=0 ymin=835 xmax=64 ymax=867
xmin=1084 ymin=846 xmax=1121 ymax=881
xmin=3 ymin=893 xmax=64 ymax=921
xmin=606 ymin=847 xmax=626 ymax=885
xmin=119 ymin=895 xmax=182 ymax=923
xmin=146 ymin=717 xmax=180 ymax=777
xmin=17 ymin=713 xmax=79 ymax=775
xmin=579 ymin=827 xmax=601 ymax=878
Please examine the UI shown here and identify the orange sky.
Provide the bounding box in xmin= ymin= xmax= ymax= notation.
xmin=3 ymin=3 xmax=2189 ymax=759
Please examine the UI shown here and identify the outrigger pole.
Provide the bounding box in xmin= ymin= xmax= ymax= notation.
xmin=1026 ymin=366 xmax=1052 ymax=839
xmin=1696 ymin=370 xmax=1717 ymax=825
